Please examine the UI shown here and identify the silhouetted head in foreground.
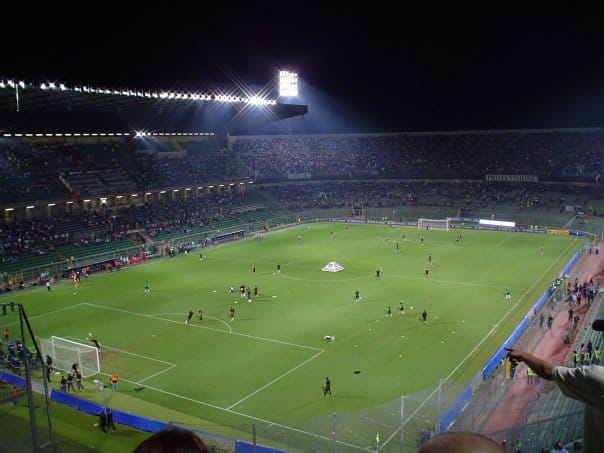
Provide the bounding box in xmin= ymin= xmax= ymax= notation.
xmin=133 ymin=427 xmax=210 ymax=453
xmin=418 ymin=432 xmax=505 ymax=453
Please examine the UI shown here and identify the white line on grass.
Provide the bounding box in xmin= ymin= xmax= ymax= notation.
xmin=84 ymin=303 xmax=323 ymax=352
xmin=96 ymin=371 xmax=365 ymax=451
xmin=227 ymin=349 xmax=325 ymax=410
xmin=379 ymin=237 xmax=579 ymax=451
xmin=65 ymin=335 xmax=177 ymax=384
xmin=64 ymin=336 xmax=176 ymax=366
xmin=138 ymin=364 xmax=177 ymax=384
xmin=0 ymin=303 xmax=87 ymax=329
xmin=148 ymin=313 xmax=233 ymax=333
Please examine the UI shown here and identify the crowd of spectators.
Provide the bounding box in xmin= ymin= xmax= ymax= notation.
xmin=127 ymin=150 xmax=246 ymax=189
xmin=0 ymin=190 xmax=262 ymax=269
xmin=261 ymin=181 xmax=595 ymax=212
xmin=233 ymin=131 xmax=604 ymax=180
xmin=1 ymin=130 xmax=602 ymax=204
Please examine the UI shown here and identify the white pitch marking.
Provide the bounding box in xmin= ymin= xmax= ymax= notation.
xmin=0 ymin=303 xmax=87 ymax=329
xmin=138 ymin=364 xmax=177 ymax=384
xmin=227 ymin=349 xmax=325 ymax=410
xmin=149 ymin=313 xmax=233 ymax=333
xmin=64 ymin=336 xmax=175 ymax=366
xmin=84 ymin=303 xmax=322 ymax=351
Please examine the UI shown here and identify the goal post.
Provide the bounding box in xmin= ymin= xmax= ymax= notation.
xmin=39 ymin=336 xmax=100 ymax=377
xmin=417 ymin=218 xmax=450 ymax=231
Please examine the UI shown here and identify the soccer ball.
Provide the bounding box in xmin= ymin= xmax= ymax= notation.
xmin=89 ymin=333 xmax=92 ymax=336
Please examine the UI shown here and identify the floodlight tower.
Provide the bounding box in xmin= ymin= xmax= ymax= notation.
xmin=279 ymin=70 xmax=299 ymax=134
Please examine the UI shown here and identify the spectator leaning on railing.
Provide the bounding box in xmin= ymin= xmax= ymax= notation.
xmin=505 ymin=319 xmax=604 ymax=453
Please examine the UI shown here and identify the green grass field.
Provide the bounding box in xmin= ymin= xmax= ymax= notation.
xmin=0 ymin=222 xmax=583 ymax=452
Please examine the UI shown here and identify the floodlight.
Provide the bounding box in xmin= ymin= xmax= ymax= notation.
xmin=66 ymin=201 xmax=74 ymax=204
xmin=18 ymin=81 xmax=25 ymax=89
xmin=47 ymin=203 xmax=56 ymax=207
xmin=59 ymin=83 xmax=67 ymax=91
xmin=83 ymin=200 xmax=90 ymax=202
xmin=26 ymin=206 xmax=35 ymax=209
xmin=279 ymin=70 xmax=298 ymax=97
xmin=5 ymin=208 xmax=14 ymax=212
xmin=49 ymin=82 xmax=55 ymax=89
xmin=40 ymin=83 xmax=48 ymax=90
xmin=0 ymin=81 xmax=5 ymax=88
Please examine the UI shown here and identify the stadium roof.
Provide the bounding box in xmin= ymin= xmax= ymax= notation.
xmin=0 ymin=78 xmax=307 ymax=134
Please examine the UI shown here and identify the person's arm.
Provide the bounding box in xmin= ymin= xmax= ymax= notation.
xmin=504 ymin=348 xmax=555 ymax=380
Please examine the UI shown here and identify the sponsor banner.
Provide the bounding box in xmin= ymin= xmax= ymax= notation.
xmin=287 ymin=172 xmax=311 ymax=180
xmin=452 ymin=224 xmax=547 ymax=234
xmin=485 ymin=174 xmax=538 ymax=182
xmin=569 ymin=230 xmax=588 ymax=237
xmin=547 ymin=229 xmax=570 ymax=236
xmin=327 ymin=219 xmax=417 ymax=226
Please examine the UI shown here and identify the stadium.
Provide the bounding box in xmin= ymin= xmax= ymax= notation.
xmin=1 ymin=13 xmax=604 ymax=453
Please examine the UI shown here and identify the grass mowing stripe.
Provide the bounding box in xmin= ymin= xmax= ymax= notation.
xmin=379 ymin=237 xmax=578 ymax=451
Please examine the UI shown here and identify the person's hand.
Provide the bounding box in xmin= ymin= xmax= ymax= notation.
xmin=504 ymin=348 xmax=526 ymax=362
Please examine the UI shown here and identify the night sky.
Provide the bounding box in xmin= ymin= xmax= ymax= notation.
xmin=4 ymin=11 xmax=604 ymax=133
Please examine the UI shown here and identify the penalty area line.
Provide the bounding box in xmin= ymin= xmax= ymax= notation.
xmin=83 ymin=303 xmax=322 ymax=351
xmin=227 ymin=349 xmax=325 ymax=410
xmin=148 ymin=313 xmax=233 ymax=333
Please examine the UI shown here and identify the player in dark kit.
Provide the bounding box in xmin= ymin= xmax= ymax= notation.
xmin=355 ymin=290 xmax=361 ymax=302
xmin=229 ymin=307 xmax=235 ymax=322
xmin=376 ymin=269 xmax=380 ymax=279
xmin=427 ymin=254 xmax=432 ymax=262
xmin=422 ymin=310 xmax=428 ymax=325
xmin=276 ymin=264 xmax=281 ymax=273
xmin=254 ymin=286 xmax=258 ymax=297
xmin=424 ymin=267 xmax=430 ymax=278
xmin=323 ymin=377 xmax=331 ymax=397
xmin=185 ymin=310 xmax=194 ymax=324
xmin=197 ymin=308 xmax=203 ymax=321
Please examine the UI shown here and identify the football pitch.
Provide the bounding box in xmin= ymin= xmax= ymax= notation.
xmin=1 ymin=222 xmax=582 ymax=450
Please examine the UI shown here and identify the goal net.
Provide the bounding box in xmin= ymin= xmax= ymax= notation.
xmin=39 ymin=336 xmax=100 ymax=377
xmin=417 ymin=218 xmax=449 ymax=231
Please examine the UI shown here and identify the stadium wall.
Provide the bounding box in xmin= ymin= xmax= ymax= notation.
xmin=0 ymin=370 xmax=287 ymax=453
